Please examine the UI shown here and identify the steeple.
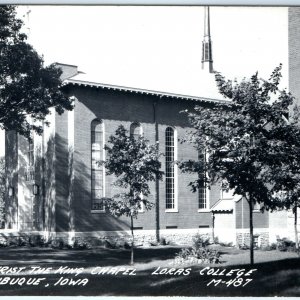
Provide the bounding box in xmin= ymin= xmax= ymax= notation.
xmin=202 ymin=6 xmax=214 ymax=73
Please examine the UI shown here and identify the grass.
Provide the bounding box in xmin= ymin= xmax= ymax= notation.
xmin=0 ymin=244 xmax=298 ymax=296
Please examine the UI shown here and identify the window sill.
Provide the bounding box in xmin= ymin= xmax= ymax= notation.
xmin=165 ymin=209 xmax=179 ymax=213
xmin=198 ymin=209 xmax=210 ymax=213
xmin=91 ymin=210 xmax=106 ymax=214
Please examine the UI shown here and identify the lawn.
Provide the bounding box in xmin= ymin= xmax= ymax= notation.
xmin=0 ymin=244 xmax=298 ymax=296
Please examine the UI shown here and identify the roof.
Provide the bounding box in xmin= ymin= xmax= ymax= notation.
xmin=211 ymin=199 xmax=234 ymax=213
xmin=63 ymin=78 xmax=229 ymax=104
xmin=211 ymin=194 xmax=243 ymax=213
xmin=62 ymin=70 xmax=230 ymax=104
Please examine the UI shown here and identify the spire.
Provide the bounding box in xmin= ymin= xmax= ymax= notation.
xmin=202 ymin=6 xmax=214 ymax=73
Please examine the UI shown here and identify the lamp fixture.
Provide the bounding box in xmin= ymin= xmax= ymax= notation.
xmin=32 ymin=184 xmax=39 ymax=196
xmin=8 ymin=187 xmax=14 ymax=197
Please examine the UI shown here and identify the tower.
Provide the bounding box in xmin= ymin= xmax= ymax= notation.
xmin=202 ymin=6 xmax=214 ymax=73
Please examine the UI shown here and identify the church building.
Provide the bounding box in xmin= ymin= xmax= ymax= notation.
xmin=4 ymin=7 xmax=294 ymax=247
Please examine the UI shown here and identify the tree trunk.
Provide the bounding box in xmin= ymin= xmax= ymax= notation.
xmin=294 ymin=204 xmax=299 ymax=252
xmin=130 ymin=215 xmax=134 ymax=265
xmin=212 ymin=213 xmax=215 ymax=242
xmin=249 ymin=197 xmax=254 ymax=265
xmin=153 ymin=101 xmax=160 ymax=243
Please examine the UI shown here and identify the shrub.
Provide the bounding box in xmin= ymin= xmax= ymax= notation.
xmin=175 ymin=247 xmax=221 ymax=264
xmin=175 ymin=233 xmax=221 ymax=264
xmin=261 ymin=243 xmax=277 ymax=251
xmin=0 ymin=237 xmax=7 ymax=247
xmin=192 ymin=234 xmax=210 ymax=249
xmin=104 ymin=239 xmax=117 ymax=249
xmin=213 ymin=236 xmax=219 ymax=244
xmin=277 ymin=238 xmax=296 ymax=252
xmin=159 ymin=237 xmax=169 ymax=246
xmin=51 ymin=239 xmax=65 ymax=249
xmin=73 ymin=239 xmax=92 ymax=250
xmin=28 ymin=235 xmax=49 ymax=247
xmin=18 ymin=237 xmax=28 ymax=247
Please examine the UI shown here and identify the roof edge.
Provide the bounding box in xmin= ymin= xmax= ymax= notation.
xmin=63 ymin=78 xmax=230 ymax=104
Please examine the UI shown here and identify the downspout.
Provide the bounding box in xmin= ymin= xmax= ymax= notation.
xmin=153 ymin=98 xmax=160 ymax=243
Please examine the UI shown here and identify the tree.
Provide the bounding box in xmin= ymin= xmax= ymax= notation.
xmin=263 ymin=105 xmax=300 ymax=251
xmin=179 ymin=65 xmax=298 ymax=265
xmin=102 ymin=125 xmax=163 ymax=265
xmin=0 ymin=5 xmax=73 ymax=138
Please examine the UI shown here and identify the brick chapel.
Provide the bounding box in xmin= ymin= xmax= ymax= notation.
xmin=4 ymin=7 xmax=298 ymax=246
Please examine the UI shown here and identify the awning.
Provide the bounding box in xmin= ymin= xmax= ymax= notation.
xmin=211 ymin=199 xmax=234 ymax=213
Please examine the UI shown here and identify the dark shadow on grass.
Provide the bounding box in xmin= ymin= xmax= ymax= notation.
xmin=0 ymin=245 xmax=182 ymax=266
xmin=0 ymin=248 xmax=299 ymax=296
xmin=148 ymin=257 xmax=300 ymax=297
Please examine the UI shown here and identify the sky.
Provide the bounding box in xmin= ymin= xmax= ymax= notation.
xmin=0 ymin=6 xmax=288 ymax=156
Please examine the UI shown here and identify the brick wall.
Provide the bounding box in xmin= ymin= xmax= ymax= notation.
xmin=58 ymin=85 xmax=221 ymax=233
xmin=289 ymin=7 xmax=300 ymax=109
xmin=235 ymin=198 xmax=269 ymax=229
xmin=55 ymin=110 xmax=70 ymax=232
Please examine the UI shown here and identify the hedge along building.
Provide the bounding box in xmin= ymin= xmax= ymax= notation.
xmin=4 ymin=7 xmax=287 ymax=247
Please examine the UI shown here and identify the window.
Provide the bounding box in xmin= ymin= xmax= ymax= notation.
xmin=25 ymin=138 xmax=34 ymax=182
xmin=202 ymin=41 xmax=211 ymax=61
xmin=28 ymin=138 xmax=34 ymax=167
xmin=130 ymin=122 xmax=142 ymax=140
xmin=91 ymin=120 xmax=105 ymax=212
xmin=130 ymin=122 xmax=144 ymax=212
xmin=165 ymin=127 xmax=177 ymax=211
xmin=198 ymin=149 xmax=208 ymax=210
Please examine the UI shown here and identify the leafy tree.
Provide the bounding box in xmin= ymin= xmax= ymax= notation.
xmin=102 ymin=125 xmax=163 ymax=264
xmin=179 ymin=65 xmax=298 ymax=265
xmin=0 ymin=5 xmax=73 ymax=138
xmin=264 ymin=105 xmax=300 ymax=251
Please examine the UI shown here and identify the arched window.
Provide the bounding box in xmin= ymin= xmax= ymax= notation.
xmin=165 ymin=127 xmax=177 ymax=211
xmin=130 ymin=122 xmax=142 ymax=140
xmin=130 ymin=122 xmax=144 ymax=212
xmin=25 ymin=137 xmax=34 ymax=182
xmin=28 ymin=138 xmax=34 ymax=167
xmin=91 ymin=120 xmax=105 ymax=212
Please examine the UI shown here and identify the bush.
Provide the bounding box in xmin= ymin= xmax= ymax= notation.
xmin=277 ymin=238 xmax=296 ymax=252
xmin=104 ymin=239 xmax=117 ymax=249
xmin=159 ymin=237 xmax=169 ymax=246
xmin=51 ymin=239 xmax=64 ymax=249
xmin=29 ymin=235 xmax=49 ymax=247
xmin=73 ymin=239 xmax=92 ymax=250
xmin=174 ymin=233 xmax=221 ymax=264
xmin=192 ymin=234 xmax=210 ymax=249
xmin=261 ymin=243 xmax=277 ymax=251
xmin=175 ymin=247 xmax=221 ymax=264
xmin=0 ymin=237 xmax=7 ymax=247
